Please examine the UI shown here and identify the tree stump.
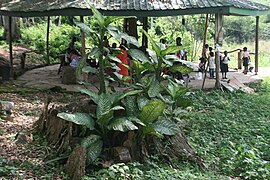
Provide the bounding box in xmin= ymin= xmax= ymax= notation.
xmin=155 ymin=130 xmax=205 ymax=167
xmin=61 ymin=66 xmax=76 ymax=84
xmin=65 ymin=146 xmax=86 ymax=180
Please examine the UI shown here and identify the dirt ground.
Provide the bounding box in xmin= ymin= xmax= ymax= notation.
xmin=0 ymin=91 xmax=88 ymax=179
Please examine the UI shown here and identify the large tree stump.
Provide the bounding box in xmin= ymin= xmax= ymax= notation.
xmin=155 ymin=130 xmax=205 ymax=167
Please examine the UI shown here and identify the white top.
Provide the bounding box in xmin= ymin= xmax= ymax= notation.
xmin=209 ymin=56 xmax=215 ymax=68
xmin=223 ymin=56 xmax=230 ymax=64
xmin=243 ymin=51 xmax=250 ymax=58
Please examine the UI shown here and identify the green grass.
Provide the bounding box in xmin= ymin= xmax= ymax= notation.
xmin=184 ymin=78 xmax=270 ymax=179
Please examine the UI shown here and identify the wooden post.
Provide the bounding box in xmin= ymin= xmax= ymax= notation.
xmin=202 ymin=14 xmax=209 ymax=56
xmin=80 ymin=16 xmax=86 ymax=56
xmin=46 ymin=16 xmax=50 ymax=65
xmin=215 ymin=13 xmax=223 ymax=89
xmin=238 ymin=50 xmax=242 ymax=70
xmin=9 ymin=16 xmax=14 ymax=79
xmin=255 ymin=16 xmax=259 ymax=75
xmin=201 ymin=14 xmax=209 ymax=90
xmin=142 ymin=17 xmax=148 ymax=49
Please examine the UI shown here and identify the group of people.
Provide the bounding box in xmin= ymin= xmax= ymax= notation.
xmin=199 ymin=44 xmax=253 ymax=80
xmin=65 ymin=36 xmax=254 ymax=85
xmin=64 ymin=36 xmax=130 ymax=80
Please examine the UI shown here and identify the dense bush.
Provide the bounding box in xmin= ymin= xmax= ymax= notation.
xmin=20 ymin=23 xmax=80 ymax=62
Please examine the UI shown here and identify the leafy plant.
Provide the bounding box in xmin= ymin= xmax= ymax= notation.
xmin=75 ymin=6 xmax=139 ymax=93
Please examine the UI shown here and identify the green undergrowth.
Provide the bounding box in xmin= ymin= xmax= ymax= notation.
xmin=183 ymin=77 xmax=270 ymax=179
xmin=83 ymin=160 xmax=228 ymax=180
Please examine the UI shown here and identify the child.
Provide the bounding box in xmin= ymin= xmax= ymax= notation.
xmin=199 ymin=57 xmax=206 ymax=73
xmin=249 ymin=61 xmax=254 ymax=73
xmin=242 ymin=47 xmax=250 ymax=74
xmin=221 ymin=51 xmax=230 ymax=79
xmin=209 ymin=52 xmax=215 ymax=79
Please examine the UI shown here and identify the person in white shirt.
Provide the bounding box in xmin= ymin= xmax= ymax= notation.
xmin=209 ymin=52 xmax=215 ymax=79
xmin=221 ymin=51 xmax=230 ymax=79
xmin=242 ymin=47 xmax=250 ymax=74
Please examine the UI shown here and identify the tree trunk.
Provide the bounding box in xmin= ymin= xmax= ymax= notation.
xmin=2 ymin=16 xmax=21 ymax=41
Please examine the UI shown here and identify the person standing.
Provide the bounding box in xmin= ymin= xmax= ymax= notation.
xmin=221 ymin=51 xmax=230 ymax=79
xmin=209 ymin=52 xmax=215 ymax=79
xmin=175 ymin=37 xmax=186 ymax=60
xmin=116 ymin=44 xmax=129 ymax=78
xmin=242 ymin=47 xmax=250 ymax=74
xmin=202 ymin=44 xmax=209 ymax=60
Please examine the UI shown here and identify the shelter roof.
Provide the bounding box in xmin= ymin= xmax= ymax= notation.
xmin=0 ymin=0 xmax=270 ymax=17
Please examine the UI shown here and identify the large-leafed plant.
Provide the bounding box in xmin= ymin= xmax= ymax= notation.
xmin=57 ymin=6 xmax=191 ymax=164
xmin=127 ymin=29 xmax=193 ymax=82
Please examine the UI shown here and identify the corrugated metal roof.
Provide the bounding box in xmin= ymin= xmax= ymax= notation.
xmin=0 ymin=0 xmax=269 ymax=17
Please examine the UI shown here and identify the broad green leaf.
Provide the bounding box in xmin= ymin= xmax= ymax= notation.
xmin=163 ymin=59 xmax=173 ymax=66
xmin=107 ymin=117 xmax=138 ymax=132
xmin=107 ymin=25 xmax=119 ymax=31
xmin=98 ymin=111 xmax=114 ymax=127
xmin=117 ymin=90 xmax=143 ymax=102
xmin=127 ymin=49 xmax=150 ymax=63
xmin=104 ymin=17 xmax=123 ymax=27
xmin=77 ymin=87 xmax=99 ymax=104
xmin=75 ymin=22 xmax=93 ymax=36
xmin=90 ymin=6 xmax=104 ymax=26
xmin=141 ymin=29 xmax=161 ymax=56
xmin=147 ymin=49 xmax=158 ymax=63
xmin=169 ymin=64 xmax=193 ymax=75
xmin=139 ymin=100 xmax=165 ymax=124
xmin=108 ymin=54 xmax=122 ymax=63
xmin=127 ymin=116 xmax=146 ymax=126
xmin=123 ymin=96 xmax=138 ymax=117
xmin=160 ymin=45 xmax=183 ymax=57
xmin=57 ymin=112 xmax=94 ymax=130
xmin=137 ymin=96 xmax=150 ymax=111
xmin=87 ymin=47 xmax=100 ymax=58
xmin=148 ymin=80 xmax=161 ymax=98
xmin=82 ymin=66 xmax=98 ymax=74
xmin=120 ymin=32 xmax=140 ymax=47
xmin=108 ymin=28 xmax=121 ymax=41
xmin=96 ymin=93 xmax=112 ymax=119
xmin=110 ymin=106 xmax=125 ymax=111
xmin=142 ymin=124 xmax=162 ymax=138
xmin=82 ymin=135 xmax=103 ymax=164
xmin=153 ymin=120 xmax=180 ymax=136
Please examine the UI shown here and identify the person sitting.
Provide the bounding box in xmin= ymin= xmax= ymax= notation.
xmin=69 ymin=49 xmax=81 ymax=68
xmin=199 ymin=57 xmax=206 ymax=73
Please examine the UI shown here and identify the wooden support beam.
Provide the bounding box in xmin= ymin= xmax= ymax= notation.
xmin=214 ymin=13 xmax=223 ymax=89
xmin=9 ymin=16 xmax=13 ymax=79
xmin=202 ymin=14 xmax=209 ymax=56
xmin=201 ymin=14 xmax=209 ymax=90
xmin=255 ymin=16 xmax=259 ymax=75
xmin=80 ymin=16 xmax=86 ymax=56
xmin=46 ymin=16 xmax=50 ymax=65
xmin=142 ymin=17 xmax=148 ymax=49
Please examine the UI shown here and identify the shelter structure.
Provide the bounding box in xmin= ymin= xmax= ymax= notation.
xmin=1 ymin=0 xmax=270 ymax=88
